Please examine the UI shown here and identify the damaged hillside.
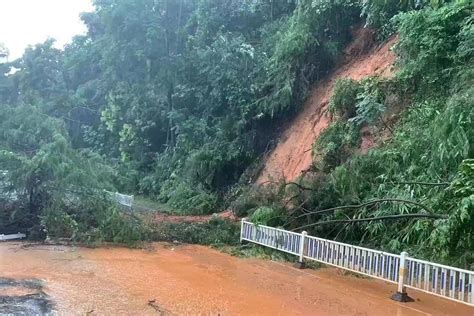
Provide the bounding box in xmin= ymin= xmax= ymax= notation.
xmin=1 ymin=0 xmax=473 ymax=270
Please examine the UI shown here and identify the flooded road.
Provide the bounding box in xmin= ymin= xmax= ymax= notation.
xmin=0 ymin=242 xmax=472 ymax=315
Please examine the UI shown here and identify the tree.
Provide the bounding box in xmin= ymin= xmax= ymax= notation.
xmin=0 ymin=104 xmax=116 ymax=238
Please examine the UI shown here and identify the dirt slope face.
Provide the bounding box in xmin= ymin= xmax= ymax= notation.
xmin=257 ymin=31 xmax=397 ymax=184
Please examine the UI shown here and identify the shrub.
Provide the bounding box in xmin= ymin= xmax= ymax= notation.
xmin=41 ymin=194 xmax=150 ymax=246
xmin=349 ymin=77 xmax=386 ymax=126
xmin=393 ymin=1 xmax=473 ymax=91
xmin=313 ymin=121 xmax=361 ymax=172
xmin=361 ymin=0 xmax=404 ymax=29
xmin=230 ymin=187 xmax=262 ymax=217
xmin=158 ymin=178 xmax=219 ymax=215
xmin=95 ymin=207 xmax=149 ymax=245
xmin=430 ymin=159 xmax=474 ymax=266
xmin=350 ymin=94 xmax=386 ymax=125
xmin=153 ymin=217 xmax=240 ymax=246
xmin=41 ymin=208 xmax=78 ymax=239
xmin=249 ymin=206 xmax=286 ymax=227
xmin=329 ymin=78 xmax=361 ymax=118
xmin=230 ymin=184 xmax=288 ymax=218
xmin=361 ymin=0 xmax=443 ymax=30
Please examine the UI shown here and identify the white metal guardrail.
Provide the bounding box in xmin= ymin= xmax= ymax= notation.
xmin=0 ymin=233 xmax=26 ymax=241
xmin=241 ymin=220 xmax=303 ymax=256
xmin=105 ymin=191 xmax=134 ymax=209
xmin=405 ymin=257 xmax=474 ymax=306
xmin=114 ymin=192 xmax=134 ymax=209
xmin=240 ymin=219 xmax=474 ymax=306
xmin=303 ymin=234 xmax=402 ymax=284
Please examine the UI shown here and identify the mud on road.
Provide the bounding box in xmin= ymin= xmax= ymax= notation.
xmin=0 ymin=242 xmax=472 ymax=315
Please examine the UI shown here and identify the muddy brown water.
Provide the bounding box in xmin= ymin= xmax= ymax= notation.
xmin=0 ymin=242 xmax=472 ymax=315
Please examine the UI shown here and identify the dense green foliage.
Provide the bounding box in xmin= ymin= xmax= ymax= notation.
xmin=1 ymin=0 xmax=362 ymax=217
xmin=240 ymin=0 xmax=473 ymax=267
xmin=153 ymin=217 xmax=240 ymax=246
xmin=0 ymin=105 xmax=146 ymax=244
xmin=0 ymin=0 xmax=472 ymax=261
xmin=329 ymin=78 xmax=360 ymax=118
xmin=313 ymin=121 xmax=361 ymax=172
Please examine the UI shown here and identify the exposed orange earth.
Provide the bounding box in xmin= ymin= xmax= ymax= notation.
xmin=257 ymin=30 xmax=397 ymax=184
xmin=1 ymin=242 xmax=472 ymax=315
xmin=153 ymin=209 xmax=237 ymax=223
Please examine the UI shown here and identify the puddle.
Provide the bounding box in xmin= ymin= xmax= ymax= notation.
xmin=0 ymin=278 xmax=53 ymax=315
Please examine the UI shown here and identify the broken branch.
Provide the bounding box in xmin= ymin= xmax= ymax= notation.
xmin=292 ymin=213 xmax=447 ymax=231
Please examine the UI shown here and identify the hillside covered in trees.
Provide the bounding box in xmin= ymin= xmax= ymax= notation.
xmin=0 ymin=0 xmax=472 ymax=266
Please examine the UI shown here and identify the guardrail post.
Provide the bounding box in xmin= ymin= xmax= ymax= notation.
xmin=240 ymin=218 xmax=247 ymax=242
xmin=391 ymin=251 xmax=413 ymax=302
xmin=295 ymin=231 xmax=307 ymax=269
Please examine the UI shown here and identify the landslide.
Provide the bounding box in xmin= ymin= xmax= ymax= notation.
xmin=257 ymin=29 xmax=397 ymax=184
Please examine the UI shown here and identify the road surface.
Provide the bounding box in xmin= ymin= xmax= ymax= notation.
xmin=0 ymin=242 xmax=472 ymax=315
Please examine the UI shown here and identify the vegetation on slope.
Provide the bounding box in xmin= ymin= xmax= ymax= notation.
xmin=0 ymin=0 xmax=472 ymax=262
xmin=240 ymin=1 xmax=473 ymax=267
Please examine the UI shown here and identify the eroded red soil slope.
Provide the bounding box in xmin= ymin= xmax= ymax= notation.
xmin=257 ymin=31 xmax=397 ymax=184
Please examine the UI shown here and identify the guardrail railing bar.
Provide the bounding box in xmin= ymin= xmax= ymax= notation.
xmin=0 ymin=233 xmax=26 ymax=241
xmin=407 ymin=257 xmax=473 ymax=274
